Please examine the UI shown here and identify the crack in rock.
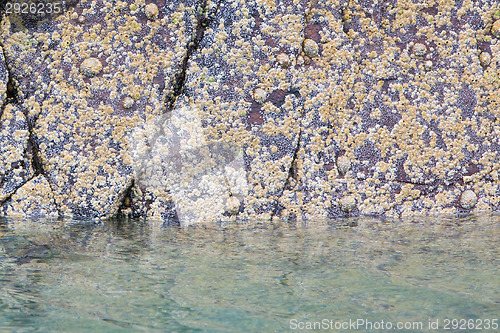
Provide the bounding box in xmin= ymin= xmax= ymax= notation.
xmin=1 ymin=0 xmax=204 ymax=219
xmin=0 ymin=104 xmax=33 ymax=205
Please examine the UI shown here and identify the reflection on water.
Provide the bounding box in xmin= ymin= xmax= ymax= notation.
xmin=0 ymin=215 xmax=498 ymax=332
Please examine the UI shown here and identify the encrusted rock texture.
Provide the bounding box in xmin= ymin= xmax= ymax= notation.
xmin=0 ymin=0 xmax=499 ymax=222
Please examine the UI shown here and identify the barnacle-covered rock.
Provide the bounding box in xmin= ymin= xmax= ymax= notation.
xmin=1 ymin=175 xmax=58 ymax=217
xmin=1 ymin=0 xmax=499 ymax=221
xmin=276 ymin=0 xmax=354 ymax=220
xmin=0 ymin=46 xmax=6 ymax=106
xmin=163 ymin=0 xmax=309 ymax=219
xmin=129 ymin=97 xmax=242 ymax=225
xmin=274 ymin=0 xmax=500 ymax=219
xmin=119 ymin=184 xmax=178 ymax=224
xmin=0 ymin=0 xmax=200 ymax=218
xmin=0 ymin=104 xmax=32 ymax=203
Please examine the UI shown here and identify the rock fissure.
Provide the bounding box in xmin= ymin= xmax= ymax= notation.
xmin=272 ymin=129 xmax=302 ymax=220
xmin=0 ymin=36 xmax=63 ymax=216
xmin=142 ymin=0 xmax=221 ymax=156
xmin=165 ymin=0 xmax=221 ymax=111
xmin=0 ymin=42 xmax=32 ymax=208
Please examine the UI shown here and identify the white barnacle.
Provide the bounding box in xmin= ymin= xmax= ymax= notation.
xmin=254 ymin=88 xmax=268 ymax=104
xmin=303 ymin=39 xmax=319 ymax=58
xmin=337 ymin=155 xmax=351 ymax=174
xmin=460 ymin=190 xmax=477 ymax=209
xmin=277 ymin=53 xmax=290 ymax=68
xmin=424 ymin=60 xmax=433 ymax=71
xmin=413 ymin=43 xmax=427 ymax=57
xmin=144 ymin=3 xmax=159 ymax=20
xmin=339 ymin=196 xmax=356 ymax=213
xmin=479 ymin=52 xmax=491 ymax=67
xmin=123 ymin=96 xmax=135 ymax=109
xmin=80 ymin=57 xmax=103 ymax=77
xmin=225 ymin=196 xmax=240 ymax=215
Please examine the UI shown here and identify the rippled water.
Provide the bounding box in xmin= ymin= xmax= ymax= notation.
xmin=0 ymin=215 xmax=498 ymax=332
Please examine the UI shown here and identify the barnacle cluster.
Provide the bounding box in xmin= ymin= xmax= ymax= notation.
xmin=0 ymin=0 xmax=499 ymax=223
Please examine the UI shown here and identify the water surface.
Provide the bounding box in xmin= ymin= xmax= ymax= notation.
xmin=0 ymin=215 xmax=498 ymax=332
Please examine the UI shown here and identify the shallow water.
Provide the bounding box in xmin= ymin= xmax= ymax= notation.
xmin=0 ymin=215 xmax=498 ymax=332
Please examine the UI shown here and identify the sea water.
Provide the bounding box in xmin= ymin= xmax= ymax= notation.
xmin=0 ymin=215 xmax=498 ymax=332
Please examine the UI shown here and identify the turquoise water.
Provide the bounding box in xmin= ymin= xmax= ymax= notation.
xmin=0 ymin=215 xmax=498 ymax=332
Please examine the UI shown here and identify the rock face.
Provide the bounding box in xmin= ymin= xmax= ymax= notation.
xmin=0 ymin=104 xmax=32 ymax=203
xmin=1 ymin=0 xmax=199 ymax=218
xmin=1 ymin=175 xmax=58 ymax=217
xmin=0 ymin=0 xmax=499 ymax=223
